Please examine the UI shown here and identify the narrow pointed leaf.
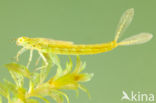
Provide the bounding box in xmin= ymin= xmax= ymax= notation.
xmin=26 ymin=99 xmax=39 ymax=103
xmin=0 ymin=82 xmax=9 ymax=98
xmin=3 ymin=79 xmax=17 ymax=97
xmin=0 ymin=96 xmax=2 ymax=103
xmin=5 ymin=62 xmax=31 ymax=78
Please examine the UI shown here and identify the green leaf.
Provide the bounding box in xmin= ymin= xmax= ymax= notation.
xmin=27 ymin=83 xmax=50 ymax=97
xmin=63 ymin=56 xmax=73 ymax=75
xmin=5 ymin=62 xmax=31 ymax=79
xmin=49 ymin=54 xmax=61 ymax=66
xmin=26 ymin=99 xmax=39 ymax=103
xmin=0 ymin=82 xmax=9 ymax=98
xmin=79 ymin=84 xmax=91 ymax=99
xmin=28 ymin=96 xmax=50 ymax=103
xmin=50 ymin=92 xmax=64 ymax=103
xmin=0 ymin=96 xmax=2 ymax=103
xmin=79 ymin=62 xmax=86 ymax=73
xmin=5 ymin=62 xmax=32 ymax=87
xmin=16 ymin=87 xmax=26 ymax=101
xmin=9 ymin=71 xmax=24 ymax=87
xmin=50 ymin=89 xmax=70 ymax=103
xmin=3 ymin=79 xmax=17 ymax=97
xmin=79 ymin=73 xmax=94 ymax=82
xmin=73 ymin=56 xmax=82 ymax=73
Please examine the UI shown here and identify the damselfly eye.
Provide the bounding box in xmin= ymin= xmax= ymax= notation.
xmin=17 ymin=38 xmax=24 ymax=45
xmin=18 ymin=37 xmax=24 ymax=42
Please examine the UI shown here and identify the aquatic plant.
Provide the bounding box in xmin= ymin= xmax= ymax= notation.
xmin=0 ymin=53 xmax=93 ymax=103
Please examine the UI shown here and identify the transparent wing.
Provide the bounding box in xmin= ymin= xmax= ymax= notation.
xmin=114 ymin=8 xmax=134 ymax=42
xmin=118 ymin=32 xmax=153 ymax=45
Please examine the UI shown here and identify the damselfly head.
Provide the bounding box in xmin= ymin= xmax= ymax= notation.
xmin=16 ymin=36 xmax=29 ymax=46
